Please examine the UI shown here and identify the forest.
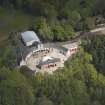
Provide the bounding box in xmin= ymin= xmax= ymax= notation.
xmin=0 ymin=0 xmax=105 ymax=43
xmin=0 ymin=0 xmax=105 ymax=105
xmin=1 ymin=44 xmax=105 ymax=105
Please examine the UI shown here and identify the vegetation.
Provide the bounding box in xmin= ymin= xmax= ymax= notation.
xmin=0 ymin=0 xmax=105 ymax=44
xmin=0 ymin=48 xmax=105 ymax=105
xmin=83 ymin=36 xmax=105 ymax=75
xmin=0 ymin=0 xmax=105 ymax=105
xmin=0 ymin=67 xmax=34 ymax=105
xmin=0 ymin=46 xmax=16 ymax=69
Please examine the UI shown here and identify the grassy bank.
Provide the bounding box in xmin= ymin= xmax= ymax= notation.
xmin=0 ymin=7 xmax=34 ymax=47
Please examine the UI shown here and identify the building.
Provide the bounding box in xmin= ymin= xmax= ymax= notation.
xmin=37 ymin=56 xmax=61 ymax=70
xmin=59 ymin=42 xmax=79 ymax=57
xmin=20 ymin=47 xmax=53 ymax=66
xmin=59 ymin=46 xmax=69 ymax=56
xmin=21 ymin=31 xmax=40 ymax=47
xmin=64 ymin=42 xmax=79 ymax=55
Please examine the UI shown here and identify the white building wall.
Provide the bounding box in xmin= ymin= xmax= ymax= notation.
xmin=26 ymin=40 xmax=36 ymax=46
xmin=20 ymin=60 xmax=26 ymax=66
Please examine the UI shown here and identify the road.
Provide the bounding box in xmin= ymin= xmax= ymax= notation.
xmin=1 ymin=24 xmax=105 ymax=49
xmin=19 ymin=24 xmax=105 ymax=69
xmin=43 ymin=25 xmax=105 ymax=48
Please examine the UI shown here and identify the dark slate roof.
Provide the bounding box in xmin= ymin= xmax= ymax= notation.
xmin=58 ymin=46 xmax=68 ymax=52
xmin=18 ymin=39 xmax=38 ymax=60
xmin=39 ymin=58 xmax=60 ymax=66
xmin=22 ymin=47 xmax=38 ymax=60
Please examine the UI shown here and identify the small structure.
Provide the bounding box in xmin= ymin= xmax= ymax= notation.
xmin=64 ymin=42 xmax=79 ymax=55
xmin=25 ymin=48 xmax=52 ymax=61
xmin=60 ymin=42 xmax=79 ymax=57
xmin=37 ymin=56 xmax=61 ymax=70
xmin=59 ymin=46 xmax=69 ymax=56
xmin=21 ymin=31 xmax=40 ymax=47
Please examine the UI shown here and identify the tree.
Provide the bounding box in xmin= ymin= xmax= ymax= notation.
xmin=84 ymin=17 xmax=96 ymax=30
xmin=33 ymin=17 xmax=54 ymax=41
xmin=83 ymin=36 xmax=105 ymax=75
xmin=53 ymin=24 xmax=65 ymax=41
xmin=0 ymin=67 xmax=35 ymax=105
xmin=35 ymin=96 xmax=54 ymax=105
xmin=0 ymin=46 xmax=17 ymax=69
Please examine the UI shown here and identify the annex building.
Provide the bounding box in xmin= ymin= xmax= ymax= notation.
xmin=37 ymin=56 xmax=61 ymax=70
xmin=21 ymin=31 xmax=40 ymax=47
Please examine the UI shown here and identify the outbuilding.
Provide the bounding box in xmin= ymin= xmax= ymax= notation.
xmin=37 ymin=57 xmax=61 ymax=70
xmin=59 ymin=42 xmax=79 ymax=57
xmin=21 ymin=31 xmax=40 ymax=47
xmin=63 ymin=42 xmax=79 ymax=55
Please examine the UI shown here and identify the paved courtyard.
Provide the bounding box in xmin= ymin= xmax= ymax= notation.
xmin=25 ymin=47 xmax=66 ymax=73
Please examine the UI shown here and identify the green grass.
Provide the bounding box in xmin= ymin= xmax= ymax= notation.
xmin=0 ymin=7 xmax=34 ymax=47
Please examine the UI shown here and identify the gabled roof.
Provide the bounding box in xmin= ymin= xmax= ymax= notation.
xmin=57 ymin=46 xmax=68 ymax=52
xmin=21 ymin=31 xmax=40 ymax=43
xmin=63 ymin=42 xmax=78 ymax=49
xmin=39 ymin=58 xmax=60 ymax=66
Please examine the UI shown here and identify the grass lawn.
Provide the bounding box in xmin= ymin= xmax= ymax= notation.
xmin=0 ymin=7 xmax=34 ymax=47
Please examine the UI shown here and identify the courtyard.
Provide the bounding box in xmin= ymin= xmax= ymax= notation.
xmin=25 ymin=47 xmax=66 ymax=73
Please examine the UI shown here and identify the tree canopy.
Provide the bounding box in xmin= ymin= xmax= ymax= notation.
xmin=1 ymin=0 xmax=105 ymax=41
xmin=0 ymin=0 xmax=105 ymax=105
